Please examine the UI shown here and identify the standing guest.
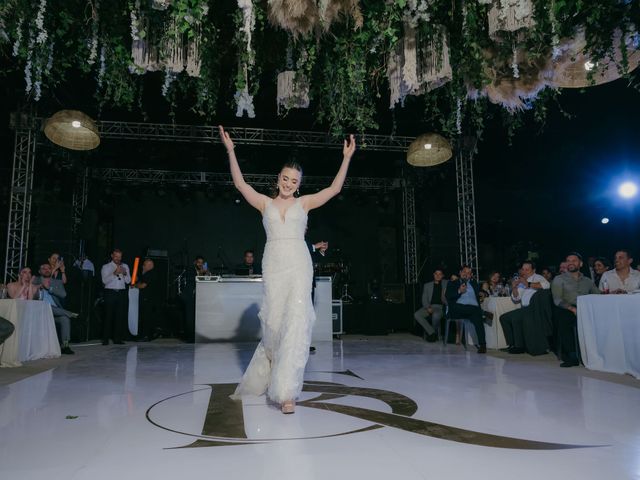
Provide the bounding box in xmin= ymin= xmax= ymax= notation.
xmin=135 ymin=258 xmax=161 ymax=342
xmin=414 ymin=268 xmax=447 ymax=342
xmin=310 ymin=240 xmax=328 ymax=259
xmin=73 ymin=255 xmax=95 ymax=278
xmin=33 ymin=263 xmax=78 ymax=354
xmin=47 ymin=252 xmax=68 ymax=285
xmin=220 ymin=125 xmax=356 ymax=414
xmin=592 ymin=257 xmax=610 ymax=289
xmin=551 ymin=252 xmax=600 ymax=367
xmin=541 ymin=267 xmax=554 ymax=284
xmin=598 ymin=250 xmax=640 ymax=293
xmin=237 ymin=250 xmax=262 ymax=275
xmin=6 ymin=267 xmax=39 ymax=300
xmin=100 ymin=249 xmax=131 ymax=345
xmin=445 ymin=265 xmax=487 ymax=353
xmin=181 ymin=255 xmax=210 ymax=342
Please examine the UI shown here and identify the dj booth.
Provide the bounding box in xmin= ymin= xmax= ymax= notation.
xmin=195 ymin=276 xmax=333 ymax=342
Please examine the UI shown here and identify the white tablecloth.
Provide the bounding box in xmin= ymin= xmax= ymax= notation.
xmin=577 ymin=294 xmax=640 ymax=379
xmin=0 ymin=299 xmax=61 ymax=367
xmin=481 ymin=296 xmax=520 ymax=349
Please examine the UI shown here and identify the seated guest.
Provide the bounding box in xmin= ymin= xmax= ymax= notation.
xmin=47 ymin=252 xmax=68 ymax=285
xmin=33 ymin=263 xmax=77 ymax=354
xmin=6 ymin=267 xmax=39 ymax=300
xmin=414 ymin=268 xmax=447 ymax=342
xmin=236 ymin=249 xmax=261 ymax=275
xmin=592 ymin=257 xmax=610 ymax=289
xmin=500 ymin=260 xmax=551 ymax=354
xmin=481 ymin=271 xmax=504 ymax=298
xmin=598 ymin=250 xmax=640 ymax=293
xmin=541 ymin=267 xmax=554 ymax=284
xmin=551 ymin=252 xmax=600 ymax=367
xmin=445 ymin=265 xmax=487 ymax=353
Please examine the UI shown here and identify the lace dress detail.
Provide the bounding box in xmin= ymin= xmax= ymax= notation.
xmin=231 ymin=198 xmax=315 ymax=403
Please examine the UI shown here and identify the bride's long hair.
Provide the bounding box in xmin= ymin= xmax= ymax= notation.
xmin=272 ymin=161 xmax=303 ymax=198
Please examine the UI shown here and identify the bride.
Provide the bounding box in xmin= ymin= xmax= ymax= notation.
xmin=219 ymin=126 xmax=356 ymax=414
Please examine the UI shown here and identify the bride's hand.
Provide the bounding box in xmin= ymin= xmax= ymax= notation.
xmin=219 ymin=125 xmax=235 ymax=151
xmin=343 ymin=134 xmax=356 ymax=160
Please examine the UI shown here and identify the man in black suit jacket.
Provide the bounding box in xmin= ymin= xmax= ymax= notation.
xmin=445 ymin=265 xmax=487 ymax=353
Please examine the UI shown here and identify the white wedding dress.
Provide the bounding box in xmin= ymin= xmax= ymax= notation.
xmin=232 ymin=198 xmax=316 ymax=403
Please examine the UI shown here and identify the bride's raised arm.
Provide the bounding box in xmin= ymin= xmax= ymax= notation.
xmin=301 ymin=134 xmax=356 ymax=211
xmin=219 ymin=126 xmax=270 ymax=212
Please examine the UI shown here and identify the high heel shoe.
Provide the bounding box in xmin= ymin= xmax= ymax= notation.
xmin=281 ymin=400 xmax=295 ymax=414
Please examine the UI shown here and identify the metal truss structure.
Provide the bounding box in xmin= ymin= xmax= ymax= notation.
xmin=455 ymin=146 xmax=479 ymax=274
xmin=4 ymin=114 xmax=419 ymax=284
xmin=401 ymin=183 xmax=418 ymax=284
xmin=91 ymin=167 xmax=417 ymax=284
xmin=3 ymin=115 xmax=37 ymax=283
xmin=96 ymin=121 xmax=415 ymax=151
xmin=71 ymin=167 xmax=89 ymax=258
xmin=91 ymin=168 xmax=401 ymax=191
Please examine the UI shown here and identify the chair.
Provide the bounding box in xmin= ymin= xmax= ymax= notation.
xmin=443 ymin=307 xmax=478 ymax=350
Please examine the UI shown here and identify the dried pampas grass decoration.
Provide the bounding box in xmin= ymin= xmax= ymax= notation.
xmin=267 ymin=0 xmax=362 ymax=36
xmin=467 ymin=47 xmax=553 ymax=111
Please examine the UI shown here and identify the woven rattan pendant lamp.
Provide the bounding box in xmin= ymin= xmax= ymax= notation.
xmin=406 ymin=133 xmax=452 ymax=167
xmin=44 ymin=110 xmax=100 ymax=151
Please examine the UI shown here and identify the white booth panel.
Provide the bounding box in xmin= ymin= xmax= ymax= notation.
xmin=195 ymin=276 xmax=332 ymax=343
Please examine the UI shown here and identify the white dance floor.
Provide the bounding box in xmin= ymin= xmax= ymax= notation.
xmin=1 ymin=335 xmax=639 ymax=480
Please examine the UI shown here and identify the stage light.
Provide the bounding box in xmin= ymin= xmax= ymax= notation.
xmin=601 ymin=217 xmax=610 ymax=224
xmin=584 ymin=60 xmax=595 ymax=71
xmin=618 ymin=181 xmax=638 ymax=199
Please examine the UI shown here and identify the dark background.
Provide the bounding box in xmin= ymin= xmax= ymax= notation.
xmin=1 ymin=59 xmax=639 ymax=300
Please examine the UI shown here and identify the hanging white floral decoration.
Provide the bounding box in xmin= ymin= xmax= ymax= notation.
xmin=12 ymin=18 xmax=23 ymax=57
xmin=97 ymin=45 xmax=106 ymax=89
xmin=456 ymin=97 xmax=462 ymax=134
xmin=35 ymin=0 xmax=47 ymax=44
xmin=511 ymin=43 xmax=519 ymax=78
xmin=235 ymin=0 xmax=256 ymax=118
xmin=130 ymin=0 xmax=141 ymax=42
xmin=161 ymin=70 xmax=176 ymax=97
xmin=88 ymin=0 xmax=100 ymax=65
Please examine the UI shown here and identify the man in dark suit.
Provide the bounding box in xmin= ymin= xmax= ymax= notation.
xmin=135 ymin=258 xmax=162 ymax=341
xmin=445 ymin=265 xmax=487 ymax=353
xmin=414 ymin=268 xmax=448 ymax=342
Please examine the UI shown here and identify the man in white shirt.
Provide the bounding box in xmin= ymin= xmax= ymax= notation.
xmin=500 ymin=260 xmax=551 ymax=354
xmin=598 ymin=250 xmax=640 ymax=293
xmin=101 ymin=248 xmax=131 ymax=345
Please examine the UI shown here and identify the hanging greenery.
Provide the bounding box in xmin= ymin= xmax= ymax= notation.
xmin=0 ymin=0 xmax=638 ymax=138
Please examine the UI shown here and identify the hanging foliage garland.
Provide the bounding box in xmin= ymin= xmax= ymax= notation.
xmin=0 ymin=0 xmax=638 ymax=138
